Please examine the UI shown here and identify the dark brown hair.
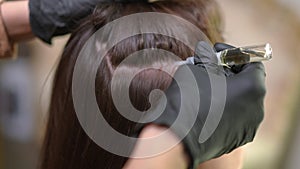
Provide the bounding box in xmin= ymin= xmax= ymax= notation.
xmin=40 ymin=1 xmax=223 ymax=169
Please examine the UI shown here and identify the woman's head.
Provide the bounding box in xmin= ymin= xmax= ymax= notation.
xmin=41 ymin=1 xmax=223 ymax=169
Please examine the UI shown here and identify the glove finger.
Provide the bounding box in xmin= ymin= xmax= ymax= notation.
xmin=238 ymin=62 xmax=265 ymax=75
xmin=230 ymin=65 xmax=244 ymax=73
xmin=228 ymin=62 xmax=266 ymax=98
xmin=223 ymin=67 xmax=235 ymax=76
xmin=214 ymin=42 xmax=235 ymax=52
xmin=194 ymin=41 xmax=218 ymax=65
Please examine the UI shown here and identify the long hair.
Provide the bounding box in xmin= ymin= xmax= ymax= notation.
xmin=40 ymin=1 xmax=223 ymax=169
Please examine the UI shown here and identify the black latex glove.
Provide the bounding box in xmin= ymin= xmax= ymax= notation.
xmin=136 ymin=41 xmax=266 ymax=169
xmin=29 ymin=0 xmax=147 ymax=44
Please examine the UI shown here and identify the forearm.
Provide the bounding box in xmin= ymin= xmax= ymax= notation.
xmin=123 ymin=124 xmax=189 ymax=169
xmin=1 ymin=0 xmax=33 ymax=42
xmin=197 ymin=148 xmax=244 ymax=169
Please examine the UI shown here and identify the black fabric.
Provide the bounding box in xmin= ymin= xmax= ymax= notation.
xmin=135 ymin=42 xmax=266 ymax=169
xmin=29 ymin=0 xmax=99 ymax=43
xmin=29 ymin=0 xmax=148 ymax=44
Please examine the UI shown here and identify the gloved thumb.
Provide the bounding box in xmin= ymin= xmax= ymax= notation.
xmin=194 ymin=41 xmax=218 ymax=65
xmin=194 ymin=41 xmax=229 ymax=76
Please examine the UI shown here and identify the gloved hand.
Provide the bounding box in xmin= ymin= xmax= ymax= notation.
xmin=29 ymin=0 xmax=147 ymax=44
xmin=135 ymin=41 xmax=266 ymax=169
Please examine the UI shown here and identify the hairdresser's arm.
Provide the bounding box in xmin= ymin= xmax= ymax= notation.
xmin=197 ymin=148 xmax=243 ymax=169
xmin=1 ymin=0 xmax=33 ymax=42
xmin=123 ymin=124 xmax=189 ymax=169
xmin=0 ymin=0 xmax=33 ymax=58
xmin=125 ymin=125 xmax=243 ymax=169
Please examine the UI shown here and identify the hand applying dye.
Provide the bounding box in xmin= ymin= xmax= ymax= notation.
xmin=136 ymin=41 xmax=266 ymax=169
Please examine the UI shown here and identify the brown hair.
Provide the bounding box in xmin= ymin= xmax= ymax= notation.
xmin=40 ymin=1 xmax=223 ymax=169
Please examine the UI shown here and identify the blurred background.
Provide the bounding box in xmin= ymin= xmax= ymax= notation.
xmin=0 ymin=0 xmax=300 ymax=169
